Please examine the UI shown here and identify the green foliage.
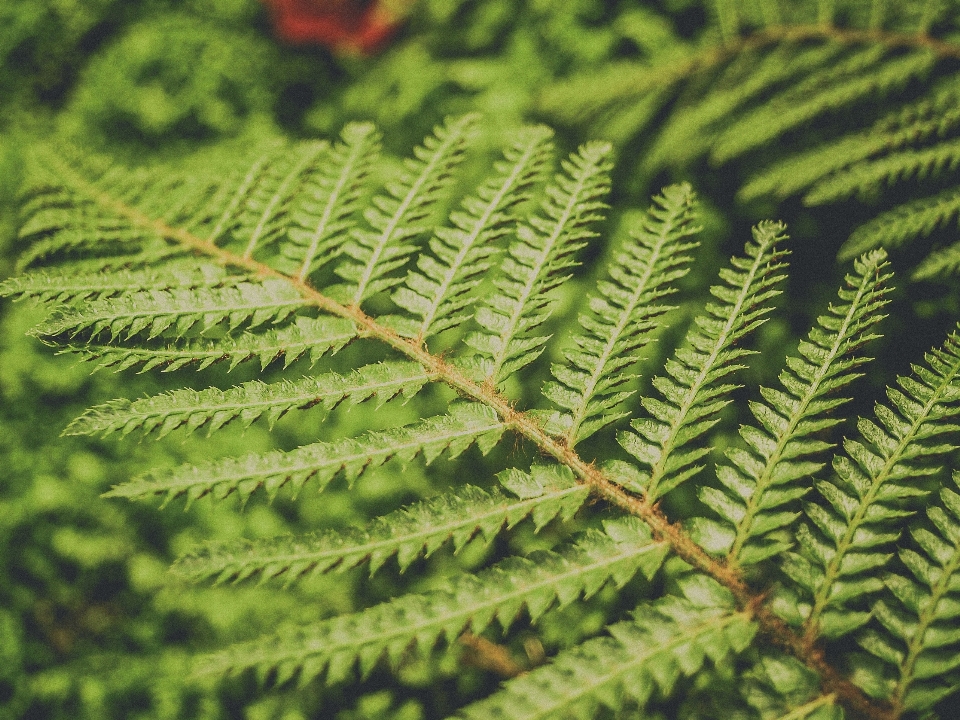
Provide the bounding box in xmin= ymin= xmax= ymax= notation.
xmin=8 ymin=2 xmax=960 ymax=719
xmin=9 ymin=108 xmax=960 ymax=720
xmin=541 ymin=0 xmax=960 ymax=280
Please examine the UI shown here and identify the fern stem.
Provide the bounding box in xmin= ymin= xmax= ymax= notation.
xmin=55 ymin=158 xmax=897 ymax=720
xmin=802 ymin=347 xmax=960 ymax=646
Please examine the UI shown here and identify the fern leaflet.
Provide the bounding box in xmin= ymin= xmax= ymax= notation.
xmin=856 ymin=471 xmax=960 ymax=713
xmin=33 ymin=279 xmax=306 ymax=341
xmin=618 ymin=220 xmax=788 ymax=501
xmin=456 ymin=575 xmax=755 ymax=720
xmin=104 ymin=403 xmax=505 ymax=506
xmin=173 ymin=465 xmax=588 ymax=584
xmin=542 ymin=182 xmax=700 ymax=447
xmin=691 ymin=250 xmax=891 ymax=566
xmin=462 ymin=141 xmax=612 ymax=384
xmin=335 ymin=114 xmax=477 ymax=306
xmin=196 ymin=518 xmax=667 ymax=686
xmin=781 ymin=329 xmax=960 ymax=640
xmin=280 ymin=122 xmax=380 ymax=280
xmin=65 ymin=361 xmax=430 ymax=438
xmin=63 ymin=315 xmax=357 ymax=372
xmin=392 ymin=125 xmax=553 ymax=342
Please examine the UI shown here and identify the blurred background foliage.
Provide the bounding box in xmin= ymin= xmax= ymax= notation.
xmin=2 ymin=1 xmax=959 ymax=718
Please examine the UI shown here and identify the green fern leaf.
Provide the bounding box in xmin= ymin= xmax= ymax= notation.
xmin=783 ymin=329 xmax=960 ymax=640
xmin=462 ymin=141 xmax=612 ymax=384
xmin=392 ymin=125 xmax=554 ymax=342
xmin=742 ymin=76 xmax=960 ymax=201
xmin=103 ymin=403 xmax=505 ymax=506
xmin=542 ymin=183 xmax=700 ymax=446
xmin=838 ymin=186 xmax=960 ymax=261
xmin=172 ymin=466 xmax=588 ymax=584
xmin=195 ymin=518 xmax=667 ymax=685
xmin=280 ymin=122 xmax=380 ymax=280
xmin=0 ymin=261 xmax=231 ymax=303
xmin=648 ymin=44 xmax=846 ymax=174
xmin=65 ymin=361 xmax=430 ymax=438
xmin=712 ymin=48 xmax=935 ymax=163
xmin=32 ymin=279 xmax=306 ymax=341
xmin=913 ymin=239 xmax=960 ymax=279
xmin=65 ymin=315 xmax=357 ymax=372
xmin=618 ymin=220 xmax=789 ymax=501
xmin=335 ymin=114 xmax=477 ymax=306
xmin=806 ymin=138 xmax=960 ymax=205
xmin=233 ymin=141 xmax=328 ymax=260
xmin=693 ymin=250 xmax=890 ymax=566
xmin=456 ymin=574 xmax=754 ymax=720
xmin=856 ymin=471 xmax=960 ymax=713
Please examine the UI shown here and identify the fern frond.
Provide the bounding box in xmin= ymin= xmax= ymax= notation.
xmin=855 ymin=471 xmax=960 ymax=713
xmin=742 ymin=76 xmax=960 ymax=201
xmin=711 ymin=49 xmax=935 ymax=162
xmin=806 ymin=138 xmax=960 ymax=205
xmin=0 ymin=261 xmax=230 ymax=303
xmin=103 ymin=403 xmax=505 ymax=506
xmin=618 ymin=221 xmax=789 ymax=501
xmin=542 ymin=183 xmax=700 ymax=446
xmin=65 ymin=361 xmax=430 ymax=438
xmin=279 ymin=122 xmax=380 ymax=280
xmin=65 ymin=315 xmax=357 ymax=372
xmin=691 ymin=250 xmax=891 ymax=566
xmin=783 ymin=329 xmax=960 ymax=640
xmin=195 ymin=518 xmax=667 ymax=685
xmin=857 ymin=472 xmax=960 ymax=712
xmin=392 ymin=125 xmax=553 ymax=342
xmin=335 ymin=114 xmax=477 ymax=306
xmin=838 ymin=186 xmax=960 ymax=260
xmin=456 ymin=575 xmax=754 ymax=720
xmin=647 ymin=43 xmax=846 ymax=173
xmin=234 ymin=141 xmax=328 ymax=260
xmin=33 ymin=279 xmax=306 ymax=341
xmin=913 ymin=239 xmax=960 ymax=279
xmin=173 ymin=466 xmax=589 ymax=584
xmin=462 ymin=141 xmax=613 ymax=384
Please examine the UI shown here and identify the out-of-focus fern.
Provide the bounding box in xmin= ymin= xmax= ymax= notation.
xmin=540 ymin=0 xmax=960 ymax=280
xmin=9 ymin=116 xmax=960 ymax=720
